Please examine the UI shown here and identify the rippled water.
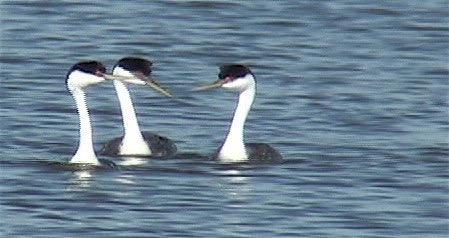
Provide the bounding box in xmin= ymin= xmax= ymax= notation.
xmin=1 ymin=1 xmax=448 ymax=237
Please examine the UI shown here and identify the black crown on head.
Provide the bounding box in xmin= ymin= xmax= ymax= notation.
xmin=66 ymin=61 xmax=106 ymax=88
xmin=218 ymin=64 xmax=253 ymax=80
xmin=115 ymin=57 xmax=153 ymax=77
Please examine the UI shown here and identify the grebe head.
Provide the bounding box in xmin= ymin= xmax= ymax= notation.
xmin=113 ymin=57 xmax=152 ymax=82
xmin=66 ymin=61 xmax=107 ymax=91
xmin=195 ymin=64 xmax=255 ymax=92
xmin=111 ymin=57 xmax=173 ymax=97
xmin=219 ymin=64 xmax=255 ymax=91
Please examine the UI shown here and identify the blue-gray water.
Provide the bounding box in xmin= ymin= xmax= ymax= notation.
xmin=1 ymin=1 xmax=448 ymax=237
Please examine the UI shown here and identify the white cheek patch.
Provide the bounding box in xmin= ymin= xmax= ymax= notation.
xmin=113 ymin=66 xmax=134 ymax=77
xmin=67 ymin=70 xmax=105 ymax=90
xmin=222 ymin=74 xmax=255 ymax=91
xmin=113 ymin=66 xmax=146 ymax=85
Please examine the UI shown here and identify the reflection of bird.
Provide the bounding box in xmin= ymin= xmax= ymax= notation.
xmin=196 ymin=64 xmax=282 ymax=163
xmin=65 ymin=61 xmax=110 ymax=165
xmin=100 ymin=57 xmax=176 ymax=157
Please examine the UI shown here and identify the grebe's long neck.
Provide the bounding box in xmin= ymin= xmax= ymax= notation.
xmin=69 ymin=88 xmax=100 ymax=165
xmin=218 ymin=83 xmax=255 ymax=162
xmin=113 ymin=80 xmax=151 ymax=155
xmin=113 ymin=80 xmax=142 ymax=136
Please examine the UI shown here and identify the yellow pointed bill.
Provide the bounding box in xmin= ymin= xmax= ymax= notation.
xmin=144 ymin=78 xmax=173 ymax=98
xmin=193 ymin=79 xmax=225 ymax=91
xmin=103 ymin=74 xmax=173 ymax=98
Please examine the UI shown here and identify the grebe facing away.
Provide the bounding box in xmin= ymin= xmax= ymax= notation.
xmin=99 ymin=57 xmax=177 ymax=157
xmin=195 ymin=64 xmax=282 ymax=163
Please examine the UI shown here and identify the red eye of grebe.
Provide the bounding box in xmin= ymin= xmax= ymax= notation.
xmin=95 ymin=70 xmax=104 ymax=77
xmin=135 ymin=71 xmax=146 ymax=79
xmin=224 ymin=76 xmax=235 ymax=83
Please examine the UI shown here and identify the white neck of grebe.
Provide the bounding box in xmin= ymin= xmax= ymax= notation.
xmin=113 ymin=80 xmax=151 ymax=155
xmin=69 ymin=88 xmax=100 ymax=165
xmin=218 ymin=77 xmax=255 ymax=162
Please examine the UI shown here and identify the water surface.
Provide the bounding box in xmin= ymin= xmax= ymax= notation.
xmin=1 ymin=1 xmax=448 ymax=237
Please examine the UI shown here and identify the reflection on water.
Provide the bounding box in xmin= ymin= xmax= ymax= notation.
xmin=69 ymin=170 xmax=94 ymax=189
xmin=218 ymin=169 xmax=252 ymax=203
xmin=114 ymin=173 xmax=137 ymax=185
xmin=115 ymin=156 xmax=148 ymax=166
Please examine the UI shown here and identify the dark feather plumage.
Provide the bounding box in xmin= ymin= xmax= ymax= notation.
xmin=245 ymin=143 xmax=283 ymax=163
xmin=214 ymin=142 xmax=282 ymax=164
xmin=99 ymin=131 xmax=177 ymax=157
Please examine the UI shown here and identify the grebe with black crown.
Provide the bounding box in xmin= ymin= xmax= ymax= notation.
xmin=100 ymin=57 xmax=177 ymax=157
xmin=195 ymin=64 xmax=282 ymax=163
xmin=66 ymin=61 xmax=120 ymax=166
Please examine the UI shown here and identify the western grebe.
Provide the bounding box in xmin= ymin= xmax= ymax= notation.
xmin=195 ymin=64 xmax=282 ymax=163
xmin=100 ymin=57 xmax=177 ymax=157
xmin=65 ymin=61 xmax=113 ymax=165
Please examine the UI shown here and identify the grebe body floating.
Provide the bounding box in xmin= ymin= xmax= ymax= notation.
xmin=100 ymin=57 xmax=176 ymax=157
xmin=195 ymin=64 xmax=282 ymax=163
